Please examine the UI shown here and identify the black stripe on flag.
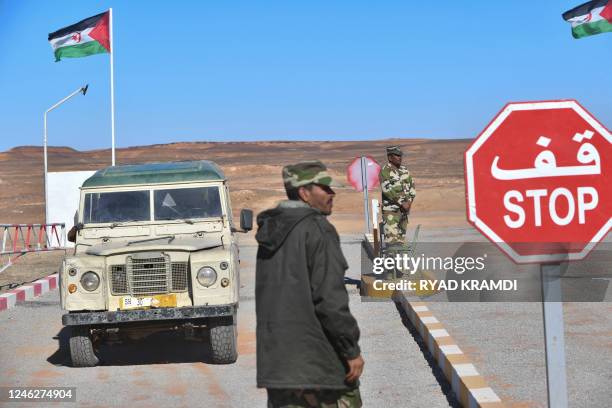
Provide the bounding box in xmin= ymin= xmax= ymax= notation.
xmin=48 ymin=12 xmax=107 ymax=41
xmin=562 ymin=0 xmax=609 ymax=21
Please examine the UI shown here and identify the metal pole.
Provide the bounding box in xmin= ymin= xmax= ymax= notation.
xmin=541 ymin=263 xmax=568 ymax=408
xmin=109 ymin=7 xmax=116 ymax=166
xmin=43 ymin=85 xmax=88 ymax=227
xmin=361 ymin=156 xmax=371 ymax=234
xmin=43 ymin=111 xmax=49 ymax=226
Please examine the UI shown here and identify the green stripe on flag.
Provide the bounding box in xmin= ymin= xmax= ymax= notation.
xmin=54 ymin=41 xmax=108 ymax=61
xmin=572 ymin=18 xmax=612 ymax=38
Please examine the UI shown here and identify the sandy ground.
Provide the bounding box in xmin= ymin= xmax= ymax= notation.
xmin=0 ymin=251 xmax=65 ymax=293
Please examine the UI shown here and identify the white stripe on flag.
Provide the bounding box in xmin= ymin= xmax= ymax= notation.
xmin=569 ymin=6 xmax=606 ymax=26
xmin=49 ymin=27 xmax=95 ymax=50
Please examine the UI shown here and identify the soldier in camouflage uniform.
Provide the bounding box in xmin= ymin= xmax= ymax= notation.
xmin=256 ymin=161 xmax=364 ymax=408
xmin=379 ymin=146 xmax=416 ymax=247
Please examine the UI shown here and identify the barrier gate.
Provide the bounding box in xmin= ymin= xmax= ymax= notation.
xmin=0 ymin=224 xmax=66 ymax=273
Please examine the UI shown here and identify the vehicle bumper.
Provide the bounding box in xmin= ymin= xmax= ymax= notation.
xmin=62 ymin=304 xmax=236 ymax=326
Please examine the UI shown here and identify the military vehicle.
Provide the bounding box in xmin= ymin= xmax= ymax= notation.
xmin=60 ymin=161 xmax=252 ymax=367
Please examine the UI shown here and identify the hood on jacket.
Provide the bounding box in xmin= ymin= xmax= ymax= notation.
xmin=256 ymin=200 xmax=318 ymax=253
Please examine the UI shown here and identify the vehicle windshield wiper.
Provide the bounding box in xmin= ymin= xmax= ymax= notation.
xmin=127 ymin=235 xmax=175 ymax=246
xmin=157 ymin=217 xmax=195 ymax=224
xmin=108 ymin=219 xmax=141 ymax=229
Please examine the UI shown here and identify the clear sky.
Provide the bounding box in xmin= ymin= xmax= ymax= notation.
xmin=0 ymin=0 xmax=610 ymax=152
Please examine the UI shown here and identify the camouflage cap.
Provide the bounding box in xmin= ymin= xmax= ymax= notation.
xmin=386 ymin=145 xmax=403 ymax=156
xmin=282 ymin=160 xmax=336 ymax=189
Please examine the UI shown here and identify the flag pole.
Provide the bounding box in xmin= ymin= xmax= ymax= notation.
xmin=109 ymin=8 xmax=116 ymax=166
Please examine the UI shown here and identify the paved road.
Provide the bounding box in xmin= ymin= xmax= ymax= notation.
xmin=401 ymin=228 xmax=612 ymax=407
xmin=425 ymin=302 xmax=612 ymax=408
xmin=0 ymin=242 xmax=457 ymax=408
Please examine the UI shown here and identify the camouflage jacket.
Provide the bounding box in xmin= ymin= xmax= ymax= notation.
xmin=379 ymin=163 xmax=416 ymax=212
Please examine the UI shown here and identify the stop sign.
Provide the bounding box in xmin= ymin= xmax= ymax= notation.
xmin=465 ymin=100 xmax=611 ymax=263
xmin=346 ymin=156 xmax=381 ymax=192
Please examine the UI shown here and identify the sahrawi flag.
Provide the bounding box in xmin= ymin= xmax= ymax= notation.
xmin=563 ymin=0 xmax=612 ymax=38
xmin=48 ymin=11 xmax=110 ymax=61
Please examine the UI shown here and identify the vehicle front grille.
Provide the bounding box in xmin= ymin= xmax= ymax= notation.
xmin=110 ymin=265 xmax=128 ymax=294
xmin=110 ymin=256 xmax=189 ymax=296
xmin=171 ymin=262 xmax=189 ymax=291
xmin=129 ymin=256 xmax=169 ymax=295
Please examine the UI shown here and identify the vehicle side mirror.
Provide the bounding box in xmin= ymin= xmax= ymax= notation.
xmin=67 ymin=226 xmax=77 ymax=243
xmin=240 ymin=209 xmax=253 ymax=232
xmin=67 ymin=223 xmax=84 ymax=243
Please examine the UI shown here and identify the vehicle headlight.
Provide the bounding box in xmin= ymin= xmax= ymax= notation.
xmin=197 ymin=267 xmax=217 ymax=287
xmin=80 ymin=271 xmax=100 ymax=292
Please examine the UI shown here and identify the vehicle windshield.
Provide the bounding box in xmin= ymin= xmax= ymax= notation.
xmin=83 ymin=191 xmax=150 ymax=224
xmin=82 ymin=187 xmax=223 ymax=224
xmin=154 ymin=187 xmax=222 ymax=220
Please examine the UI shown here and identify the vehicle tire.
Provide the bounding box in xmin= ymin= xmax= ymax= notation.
xmin=208 ymin=320 xmax=238 ymax=364
xmin=69 ymin=326 xmax=99 ymax=367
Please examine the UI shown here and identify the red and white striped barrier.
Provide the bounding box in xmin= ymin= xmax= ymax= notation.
xmin=0 ymin=274 xmax=58 ymax=311
xmin=1 ymin=224 xmax=66 ymax=273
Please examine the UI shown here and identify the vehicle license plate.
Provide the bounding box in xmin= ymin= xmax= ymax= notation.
xmin=120 ymin=294 xmax=177 ymax=310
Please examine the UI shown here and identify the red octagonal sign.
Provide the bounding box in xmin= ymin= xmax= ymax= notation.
xmin=465 ymin=100 xmax=611 ymax=263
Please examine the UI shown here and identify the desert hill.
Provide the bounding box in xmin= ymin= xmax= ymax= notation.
xmin=0 ymin=139 xmax=470 ymax=233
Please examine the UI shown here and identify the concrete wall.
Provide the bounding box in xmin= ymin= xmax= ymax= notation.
xmin=47 ymin=171 xmax=95 ymax=247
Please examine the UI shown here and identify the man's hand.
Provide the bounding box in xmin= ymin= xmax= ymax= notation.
xmin=401 ymin=201 xmax=412 ymax=213
xmin=345 ymin=355 xmax=365 ymax=383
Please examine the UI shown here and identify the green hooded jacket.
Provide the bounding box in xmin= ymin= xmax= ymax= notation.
xmin=255 ymin=200 xmax=361 ymax=389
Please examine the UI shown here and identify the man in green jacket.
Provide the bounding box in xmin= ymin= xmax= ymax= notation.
xmin=255 ymin=161 xmax=364 ymax=408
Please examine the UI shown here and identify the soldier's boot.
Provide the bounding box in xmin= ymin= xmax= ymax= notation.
xmin=382 ymin=244 xmax=402 ymax=280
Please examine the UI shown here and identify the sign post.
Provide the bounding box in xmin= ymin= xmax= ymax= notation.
xmin=360 ymin=156 xmax=371 ymax=233
xmin=465 ymin=100 xmax=610 ymax=408
xmin=541 ymin=263 xmax=568 ymax=408
xmin=347 ymin=156 xmax=381 ymax=234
